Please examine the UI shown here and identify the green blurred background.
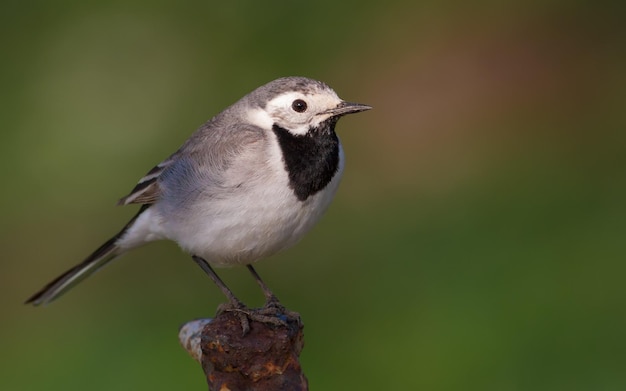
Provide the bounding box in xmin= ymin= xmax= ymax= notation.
xmin=2 ymin=1 xmax=625 ymax=390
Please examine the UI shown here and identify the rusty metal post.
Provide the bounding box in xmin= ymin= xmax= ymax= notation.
xmin=179 ymin=310 xmax=308 ymax=391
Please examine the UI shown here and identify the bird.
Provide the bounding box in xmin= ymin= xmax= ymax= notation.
xmin=25 ymin=76 xmax=371 ymax=322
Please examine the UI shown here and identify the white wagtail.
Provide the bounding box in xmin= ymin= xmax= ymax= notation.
xmin=26 ymin=76 xmax=370 ymax=320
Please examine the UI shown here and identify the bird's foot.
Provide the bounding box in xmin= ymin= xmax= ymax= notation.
xmin=216 ymin=296 xmax=301 ymax=336
xmin=216 ymin=300 xmax=252 ymax=335
xmin=256 ymin=296 xmax=302 ymax=326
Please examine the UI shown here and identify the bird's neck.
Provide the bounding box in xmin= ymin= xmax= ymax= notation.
xmin=272 ymin=122 xmax=340 ymax=201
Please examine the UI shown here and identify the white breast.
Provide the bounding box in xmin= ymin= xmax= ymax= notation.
xmin=150 ymin=134 xmax=344 ymax=267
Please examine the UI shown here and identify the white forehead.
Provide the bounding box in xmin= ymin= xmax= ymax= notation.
xmin=267 ymin=90 xmax=341 ymax=111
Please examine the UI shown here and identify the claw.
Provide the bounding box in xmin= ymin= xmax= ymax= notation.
xmin=216 ymin=301 xmax=251 ymax=335
xmin=216 ymin=300 xmax=302 ymax=336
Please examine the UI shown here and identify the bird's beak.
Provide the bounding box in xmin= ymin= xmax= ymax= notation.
xmin=325 ymin=101 xmax=372 ymax=117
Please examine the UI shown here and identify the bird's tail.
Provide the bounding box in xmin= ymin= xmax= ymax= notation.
xmin=25 ymin=205 xmax=150 ymax=306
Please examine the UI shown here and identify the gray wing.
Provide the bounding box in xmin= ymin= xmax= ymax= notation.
xmin=117 ymin=120 xmax=266 ymax=206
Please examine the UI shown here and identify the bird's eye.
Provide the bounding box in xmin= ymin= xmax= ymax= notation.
xmin=291 ymin=99 xmax=308 ymax=113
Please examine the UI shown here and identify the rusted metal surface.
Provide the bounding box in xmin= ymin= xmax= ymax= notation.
xmin=180 ymin=310 xmax=307 ymax=391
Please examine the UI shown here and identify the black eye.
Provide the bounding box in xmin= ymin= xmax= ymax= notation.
xmin=291 ymin=99 xmax=307 ymax=113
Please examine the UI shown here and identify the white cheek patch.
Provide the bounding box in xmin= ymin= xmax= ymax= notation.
xmin=268 ymin=92 xmax=303 ymax=114
xmin=262 ymin=89 xmax=343 ymax=136
xmin=246 ymin=108 xmax=274 ymax=129
xmin=285 ymin=124 xmax=311 ymax=136
xmin=248 ymin=105 xmax=310 ymax=136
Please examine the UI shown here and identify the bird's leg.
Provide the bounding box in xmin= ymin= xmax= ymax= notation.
xmin=246 ymin=264 xmax=280 ymax=306
xmin=192 ymin=255 xmax=244 ymax=306
xmin=246 ymin=264 xmax=301 ymax=323
xmin=191 ymin=256 xmax=251 ymax=333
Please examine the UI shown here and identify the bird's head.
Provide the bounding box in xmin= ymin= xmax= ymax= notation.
xmin=245 ymin=76 xmax=371 ymax=136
